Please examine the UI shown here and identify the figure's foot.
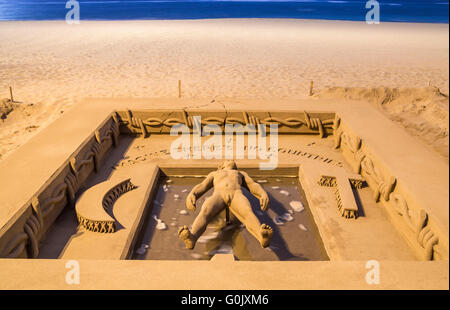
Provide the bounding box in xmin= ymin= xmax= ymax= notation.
xmin=178 ymin=225 xmax=196 ymax=250
xmin=259 ymin=224 xmax=273 ymax=248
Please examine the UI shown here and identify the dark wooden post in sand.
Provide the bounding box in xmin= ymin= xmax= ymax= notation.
xmin=9 ymin=86 xmax=13 ymax=102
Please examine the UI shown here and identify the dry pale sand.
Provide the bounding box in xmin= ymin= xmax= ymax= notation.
xmin=0 ymin=19 xmax=448 ymax=161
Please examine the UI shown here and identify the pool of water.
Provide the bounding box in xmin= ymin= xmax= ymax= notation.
xmin=132 ymin=175 xmax=329 ymax=261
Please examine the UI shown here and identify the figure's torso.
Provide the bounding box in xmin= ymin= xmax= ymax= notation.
xmin=212 ymin=169 xmax=243 ymax=204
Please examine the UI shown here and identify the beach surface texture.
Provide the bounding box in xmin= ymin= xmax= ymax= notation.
xmin=0 ymin=19 xmax=448 ymax=161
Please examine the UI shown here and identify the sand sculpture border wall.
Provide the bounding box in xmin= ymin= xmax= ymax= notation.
xmin=333 ymin=114 xmax=449 ymax=261
xmin=0 ymin=108 xmax=447 ymax=261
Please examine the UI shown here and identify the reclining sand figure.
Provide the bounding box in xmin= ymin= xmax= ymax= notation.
xmin=178 ymin=160 xmax=273 ymax=249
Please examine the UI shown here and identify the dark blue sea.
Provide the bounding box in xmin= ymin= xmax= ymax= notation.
xmin=0 ymin=0 xmax=448 ymax=23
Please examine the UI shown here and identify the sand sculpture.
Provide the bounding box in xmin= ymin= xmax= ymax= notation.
xmin=178 ymin=160 xmax=274 ymax=249
xmin=318 ymin=171 xmax=364 ymax=219
xmin=0 ymin=107 xmax=447 ymax=262
xmin=0 ymin=101 xmax=448 ymax=291
xmin=75 ymin=178 xmax=137 ymax=233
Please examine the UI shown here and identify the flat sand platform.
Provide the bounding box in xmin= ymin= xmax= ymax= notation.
xmin=0 ymin=259 xmax=447 ymax=290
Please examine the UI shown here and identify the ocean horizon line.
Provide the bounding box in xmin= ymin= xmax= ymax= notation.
xmin=1 ymin=17 xmax=448 ymax=24
xmin=0 ymin=0 xmax=448 ymax=23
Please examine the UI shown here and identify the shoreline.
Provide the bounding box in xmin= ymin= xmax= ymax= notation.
xmin=0 ymin=17 xmax=449 ymax=24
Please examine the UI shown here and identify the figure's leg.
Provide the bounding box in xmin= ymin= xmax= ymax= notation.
xmin=178 ymin=194 xmax=225 ymax=249
xmin=229 ymin=192 xmax=273 ymax=248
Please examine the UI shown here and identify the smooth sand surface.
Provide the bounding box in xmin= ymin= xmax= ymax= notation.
xmin=0 ymin=19 xmax=448 ymax=161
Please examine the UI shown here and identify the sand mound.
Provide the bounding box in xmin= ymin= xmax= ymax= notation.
xmin=0 ymin=98 xmax=16 ymax=120
xmin=314 ymin=87 xmax=449 ymax=160
xmin=0 ymin=100 xmax=63 ymax=161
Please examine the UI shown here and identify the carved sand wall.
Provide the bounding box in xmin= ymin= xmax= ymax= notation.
xmin=116 ymin=110 xmax=335 ymax=137
xmin=0 ymin=114 xmax=120 ymax=258
xmin=333 ymin=115 xmax=449 ymax=261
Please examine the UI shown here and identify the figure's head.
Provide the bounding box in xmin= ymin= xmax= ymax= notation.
xmin=218 ymin=160 xmax=237 ymax=171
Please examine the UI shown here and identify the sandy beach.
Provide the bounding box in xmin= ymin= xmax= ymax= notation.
xmin=0 ymin=19 xmax=448 ymax=161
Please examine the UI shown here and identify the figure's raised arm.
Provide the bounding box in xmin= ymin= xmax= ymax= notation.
xmin=186 ymin=172 xmax=215 ymax=211
xmin=240 ymin=171 xmax=270 ymax=211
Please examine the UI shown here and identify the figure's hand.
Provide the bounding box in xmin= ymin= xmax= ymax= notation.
xmin=186 ymin=193 xmax=197 ymax=212
xmin=260 ymin=194 xmax=269 ymax=212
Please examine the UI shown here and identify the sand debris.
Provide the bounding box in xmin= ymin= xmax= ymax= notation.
xmin=273 ymin=216 xmax=284 ymax=226
xmin=280 ymin=213 xmax=294 ymax=222
xmin=314 ymin=86 xmax=449 ymax=159
xmin=209 ymin=243 xmax=233 ymax=255
xmin=280 ymin=190 xmax=290 ymax=196
xmin=197 ymin=232 xmax=219 ymax=243
xmin=153 ymin=215 xmax=167 ymax=230
xmin=136 ymin=244 xmax=149 ymax=255
xmin=289 ymin=201 xmax=304 ymax=212
xmin=191 ymin=253 xmax=202 ymax=259
xmin=0 ymin=98 xmax=15 ymax=121
xmin=274 ymin=212 xmax=294 ymax=225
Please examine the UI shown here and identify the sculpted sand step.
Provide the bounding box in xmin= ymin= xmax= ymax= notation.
xmin=61 ymin=164 xmax=160 ymax=260
xmin=75 ymin=178 xmax=137 ymax=233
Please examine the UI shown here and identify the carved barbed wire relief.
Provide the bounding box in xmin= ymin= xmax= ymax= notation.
xmin=332 ymin=116 xmax=342 ymax=149
xmin=121 ymin=110 xmax=334 ymax=137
